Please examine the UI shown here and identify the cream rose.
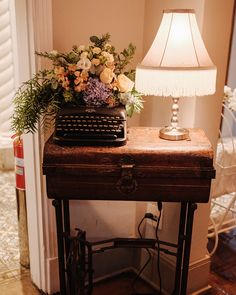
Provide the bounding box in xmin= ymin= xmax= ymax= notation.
xmin=77 ymin=58 xmax=91 ymax=70
xmin=104 ymin=43 xmax=112 ymax=50
xmin=117 ymin=74 xmax=134 ymax=92
xmin=92 ymin=47 xmax=102 ymax=54
xmin=100 ymin=68 xmax=114 ymax=84
xmin=101 ymin=51 xmax=114 ymax=63
xmin=91 ymin=58 xmax=100 ymax=66
xmin=78 ymin=45 xmax=85 ymax=52
xmin=80 ymin=51 xmax=88 ymax=59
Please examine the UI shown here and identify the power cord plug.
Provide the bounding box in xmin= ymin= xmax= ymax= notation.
xmin=145 ymin=212 xmax=157 ymax=222
xmin=157 ymin=201 xmax=162 ymax=211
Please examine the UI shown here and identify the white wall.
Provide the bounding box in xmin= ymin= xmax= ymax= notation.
xmin=222 ymin=8 xmax=236 ymax=137
xmin=192 ymin=0 xmax=235 ymax=265
xmin=46 ymin=0 xmax=234 ymax=293
xmin=195 ymin=0 xmax=235 ymax=147
xmin=138 ymin=0 xmax=234 ymax=293
xmin=227 ymin=9 xmax=236 ymax=88
xmin=52 ymin=0 xmax=146 ymax=240
xmin=140 ymin=0 xmax=208 ymax=262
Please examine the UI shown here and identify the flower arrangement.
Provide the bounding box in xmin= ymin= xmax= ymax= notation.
xmin=12 ymin=33 xmax=143 ymax=134
xmin=224 ymin=85 xmax=236 ymax=111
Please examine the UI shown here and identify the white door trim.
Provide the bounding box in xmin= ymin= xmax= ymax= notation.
xmin=14 ymin=0 xmax=54 ymax=292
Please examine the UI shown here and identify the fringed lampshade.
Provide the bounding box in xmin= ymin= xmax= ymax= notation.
xmin=135 ymin=9 xmax=217 ymax=140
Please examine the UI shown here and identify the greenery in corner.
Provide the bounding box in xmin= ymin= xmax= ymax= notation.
xmin=11 ymin=33 xmax=143 ymax=135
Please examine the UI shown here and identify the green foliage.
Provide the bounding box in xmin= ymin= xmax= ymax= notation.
xmin=11 ymin=33 xmax=143 ymax=135
xmin=90 ymin=33 xmax=111 ymax=48
xmin=125 ymin=90 xmax=144 ymax=117
xmin=11 ymin=71 xmax=61 ymax=134
xmin=114 ymin=43 xmax=136 ymax=74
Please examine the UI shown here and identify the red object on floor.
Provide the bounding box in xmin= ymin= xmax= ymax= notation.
xmin=13 ymin=137 xmax=25 ymax=190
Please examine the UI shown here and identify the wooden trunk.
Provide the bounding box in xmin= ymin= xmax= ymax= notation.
xmin=43 ymin=127 xmax=215 ymax=203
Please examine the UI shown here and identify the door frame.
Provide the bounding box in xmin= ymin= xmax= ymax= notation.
xmin=14 ymin=0 xmax=54 ymax=292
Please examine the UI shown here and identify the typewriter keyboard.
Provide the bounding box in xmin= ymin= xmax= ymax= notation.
xmin=53 ymin=106 xmax=127 ymax=146
xmin=55 ymin=114 xmax=125 ymax=140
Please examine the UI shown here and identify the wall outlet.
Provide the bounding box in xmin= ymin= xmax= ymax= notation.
xmin=146 ymin=202 xmax=163 ymax=230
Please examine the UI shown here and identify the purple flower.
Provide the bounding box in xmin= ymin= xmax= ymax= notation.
xmin=83 ymin=77 xmax=111 ymax=107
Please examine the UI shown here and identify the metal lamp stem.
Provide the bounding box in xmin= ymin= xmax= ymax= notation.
xmin=171 ymin=97 xmax=180 ymax=129
xmin=159 ymin=97 xmax=189 ymax=141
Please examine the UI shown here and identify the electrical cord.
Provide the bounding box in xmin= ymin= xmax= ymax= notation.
xmin=131 ymin=203 xmax=163 ymax=295
xmin=155 ymin=202 xmax=163 ymax=295
xmin=132 ymin=216 xmax=152 ymax=295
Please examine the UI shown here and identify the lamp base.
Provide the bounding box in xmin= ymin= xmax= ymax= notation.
xmin=159 ymin=126 xmax=189 ymax=141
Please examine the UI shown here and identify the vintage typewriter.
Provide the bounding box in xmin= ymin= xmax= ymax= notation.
xmin=53 ymin=105 xmax=127 ymax=146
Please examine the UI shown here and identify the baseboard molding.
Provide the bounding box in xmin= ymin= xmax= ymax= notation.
xmin=46 ymin=248 xmax=135 ymax=294
xmin=92 ymin=247 xmax=135 ymax=280
xmin=46 ymin=248 xmax=210 ymax=295
xmin=135 ymin=248 xmax=211 ymax=295
xmin=135 ymin=248 xmax=175 ymax=294
xmin=92 ymin=266 xmax=134 ymax=284
xmin=188 ymin=255 xmax=211 ymax=294
xmin=190 ymin=285 xmax=212 ymax=295
xmin=46 ymin=257 xmax=59 ymax=294
xmin=131 ymin=266 xmax=167 ymax=295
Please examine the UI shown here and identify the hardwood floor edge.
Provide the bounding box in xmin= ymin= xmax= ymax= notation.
xmin=190 ymin=285 xmax=212 ymax=294
xmin=92 ymin=267 xmax=134 ymax=284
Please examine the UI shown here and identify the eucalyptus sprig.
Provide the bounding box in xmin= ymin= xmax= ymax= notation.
xmin=89 ymin=33 xmax=111 ymax=48
xmin=114 ymin=43 xmax=136 ymax=74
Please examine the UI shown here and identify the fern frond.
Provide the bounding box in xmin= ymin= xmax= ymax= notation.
xmin=11 ymin=71 xmax=61 ymax=134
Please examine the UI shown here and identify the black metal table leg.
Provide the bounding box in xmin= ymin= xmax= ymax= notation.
xmin=63 ymin=200 xmax=71 ymax=259
xmin=63 ymin=200 xmax=72 ymax=295
xmin=180 ymin=202 xmax=197 ymax=295
xmin=173 ymin=203 xmax=187 ymax=295
xmin=53 ymin=199 xmax=67 ymax=295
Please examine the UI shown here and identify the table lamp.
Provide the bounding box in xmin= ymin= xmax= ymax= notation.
xmin=135 ymin=9 xmax=217 ymax=140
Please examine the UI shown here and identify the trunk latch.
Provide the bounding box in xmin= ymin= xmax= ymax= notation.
xmin=116 ymin=156 xmax=137 ymax=195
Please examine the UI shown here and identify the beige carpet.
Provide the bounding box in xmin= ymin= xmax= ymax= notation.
xmin=0 ymin=171 xmax=24 ymax=283
xmin=0 ymin=171 xmax=40 ymax=294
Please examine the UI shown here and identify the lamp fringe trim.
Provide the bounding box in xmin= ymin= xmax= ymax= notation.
xmin=135 ymin=66 xmax=217 ymax=97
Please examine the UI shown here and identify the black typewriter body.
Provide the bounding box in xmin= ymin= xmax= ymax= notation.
xmin=53 ymin=106 xmax=127 ymax=146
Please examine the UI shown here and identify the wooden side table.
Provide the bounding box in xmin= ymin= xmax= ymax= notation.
xmin=43 ymin=127 xmax=215 ymax=295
